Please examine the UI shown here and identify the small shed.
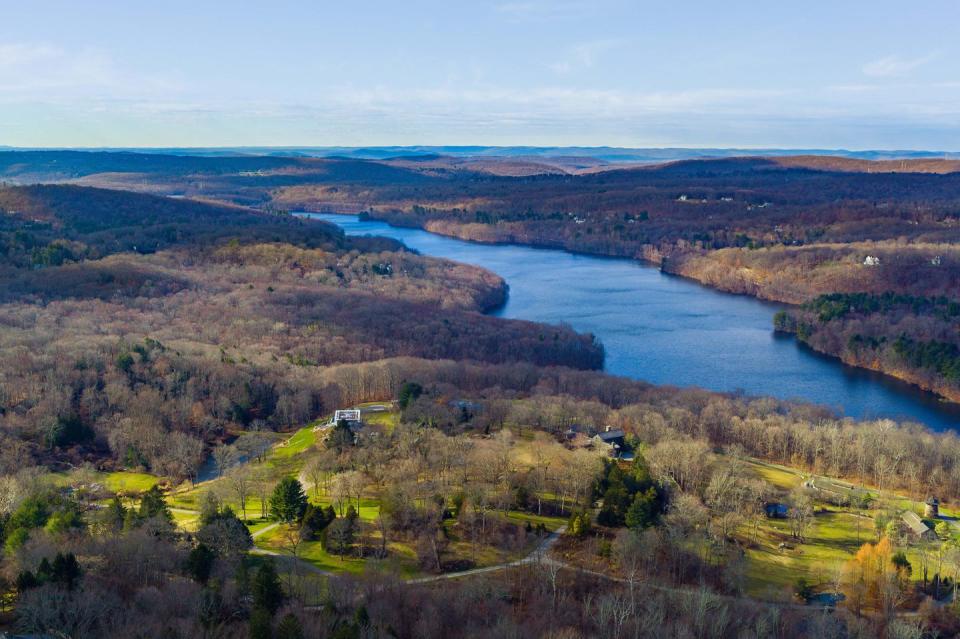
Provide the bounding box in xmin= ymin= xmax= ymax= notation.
xmin=902 ymin=511 xmax=936 ymax=541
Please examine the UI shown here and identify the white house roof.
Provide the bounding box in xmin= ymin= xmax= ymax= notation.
xmin=333 ymin=409 xmax=361 ymax=423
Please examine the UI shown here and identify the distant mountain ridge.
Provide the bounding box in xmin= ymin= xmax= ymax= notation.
xmin=2 ymin=145 xmax=959 ymax=163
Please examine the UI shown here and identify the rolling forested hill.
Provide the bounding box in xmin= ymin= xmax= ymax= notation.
xmin=6 ymin=149 xmax=960 ymax=402
xmin=0 ymin=184 xmax=601 ymax=476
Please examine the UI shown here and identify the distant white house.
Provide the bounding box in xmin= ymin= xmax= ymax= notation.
xmin=332 ymin=409 xmax=361 ymax=424
xmin=863 ymin=255 xmax=881 ymax=266
xmin=932 ymin=255 xmax=943 ymax=266
xmin=314 ymin=409 xmax=363 ymax=432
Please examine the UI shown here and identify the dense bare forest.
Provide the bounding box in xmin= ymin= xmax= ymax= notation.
xmin=0 ymin=185 xmax=601 ymax=477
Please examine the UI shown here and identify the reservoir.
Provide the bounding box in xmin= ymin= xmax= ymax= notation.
xmin=308 ymin=213 xmax=960 ymax=431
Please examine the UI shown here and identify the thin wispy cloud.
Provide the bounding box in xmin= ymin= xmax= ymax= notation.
xmin=0 ymin=43 xmax=60 ymax=67
xmin=549 ymin=39 xmax=623 ymax=75
xmin=0 ymin=41 xmax=180 ymax=99
xmin=862 ymin=53 xmax=936 ymax=78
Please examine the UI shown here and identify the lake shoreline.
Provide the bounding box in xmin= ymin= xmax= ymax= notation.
xmin=305 ymin=211 xmax=960 ymax=428
xmin=300 ymin=207 xmax=800 ymax=305
xmin=774 ymin=326 xmax=960 ymax=406
xmin=318 ymin=211 xmax=959 ymax=409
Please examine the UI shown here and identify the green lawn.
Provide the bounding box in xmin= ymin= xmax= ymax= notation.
xmin=103 ymin=471 xmax=160 ymax=493
xmin=254 ymin=524 xmax=367 ymax=574
xmin=361 ymin=409 xmax=399 ymax=432
xmin=745 ymin=460 xmax=804 ymax=492
xmin=745 ymin=510 xmax=954 ymax=602
xmin=272 ymin=425 xmax=317 ymax=459
xmin=744 ymin=507 xmax=887 ymax=598
xmin=497 ymin=510 xmax=566 ymax=532
xmin=247 ymin=519 xmax=275 ymax=536
xmin=171 ymin=509 xmax=200 ymax=532
xmin=51 ymin=469 xmax=161 ymax=493
xmin=312 ymin=495 xmax=381 ymax=523
xmin=740 ymin=457 xmax=957 ymax=600
xmin=297 ymin=540 xmax=367 ymax=574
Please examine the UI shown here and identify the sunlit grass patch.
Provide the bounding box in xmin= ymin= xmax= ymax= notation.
xmin=171 ymin=509 xmax=200 ymax=532
xmin=312 ymin=496 xmax=381 ymax=522
xmin=103 ymin=471 xmax=161 ymax=493
xmin=745 ymin=460 xmax=803 ymax=491
xmin=498 ymin=510 xmax=566 ymax=532
xmin=743 ymin=506 xmax=874 ymax=597
xmin=362 ymin=409 xmax=399 ymax=432
xmin=254 ymin=525 xmax=366 ymax=574
xmin=297 ymin=540 xmax=367 ymax=574
xmin=246 ymin=518 xmax=275 ymax=536
xmin=273 ymin=426 xmax=317 ymax=459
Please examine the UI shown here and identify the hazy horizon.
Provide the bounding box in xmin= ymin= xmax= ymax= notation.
xmin=3 ymin=145 xmax=960 ymax=158
xmin=3 ymin=1 xmax=960 ymax=149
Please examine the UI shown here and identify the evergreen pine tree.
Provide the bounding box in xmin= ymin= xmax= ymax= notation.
xmin=275 ymin=613 xmax=305 ymax=639
xmin=269 ymin=477 xmax=308 ymax=524
xmin=249 ymin=606 xmax=273 ymax=639
xmin=252 ymin=560 xmax=284 ymax=615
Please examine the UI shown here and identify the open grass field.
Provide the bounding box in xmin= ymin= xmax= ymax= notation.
xmin=171 ymin=508 xmax=201 ymax=532
xmin=743 ymin=507 xmax=871 ymax=598
xmin=272 ymin=425 xmax=317 ymax=459
xmin=102 ymin=471 xmax=161 ymax=493
xmin=737 ymin=458 xmax=959 ymax=599
xmin=741 ymin=502 xmax=950 ymax=601
xmin=497 ymin=510 xmax=566 ymax=532
xmin=745 ymin=460 xmax=804 ymax=491
xmin=358 ymin=403 xmax=400 ymax=433
xmin=253 ymin=522 xmax=421 ymax=576
xmin=51 ymin=469 xmax=162 ymax=493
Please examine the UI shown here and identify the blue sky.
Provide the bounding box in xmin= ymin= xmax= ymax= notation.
xmin=1 ymin=0 xmax=958 ymax=149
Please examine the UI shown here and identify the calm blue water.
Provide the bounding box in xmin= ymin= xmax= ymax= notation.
xmin=307 ymin=213 xmax=960 ymax=430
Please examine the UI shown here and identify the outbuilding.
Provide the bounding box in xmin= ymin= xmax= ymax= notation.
xmin=902 ymin=511 xmax=936 ymax=541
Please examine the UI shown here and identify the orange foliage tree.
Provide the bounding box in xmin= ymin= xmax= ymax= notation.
xmin=840 ymin=536 xmax=911 ymax=617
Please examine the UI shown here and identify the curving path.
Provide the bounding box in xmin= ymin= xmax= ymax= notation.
xmin=406 ymin=525 xmax=566 ymax=584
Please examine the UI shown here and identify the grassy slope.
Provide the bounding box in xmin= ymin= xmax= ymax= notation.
xmin=741 ymin=459 xmax=945 ymax=600
xmin=119 ymin=409 xmax=568 ymax=578
xmin=91 ymin=411 xmax=936 ymax=595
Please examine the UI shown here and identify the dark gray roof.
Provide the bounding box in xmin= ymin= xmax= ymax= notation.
xmin=597 ymin=429 xmax=625 ymax=441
